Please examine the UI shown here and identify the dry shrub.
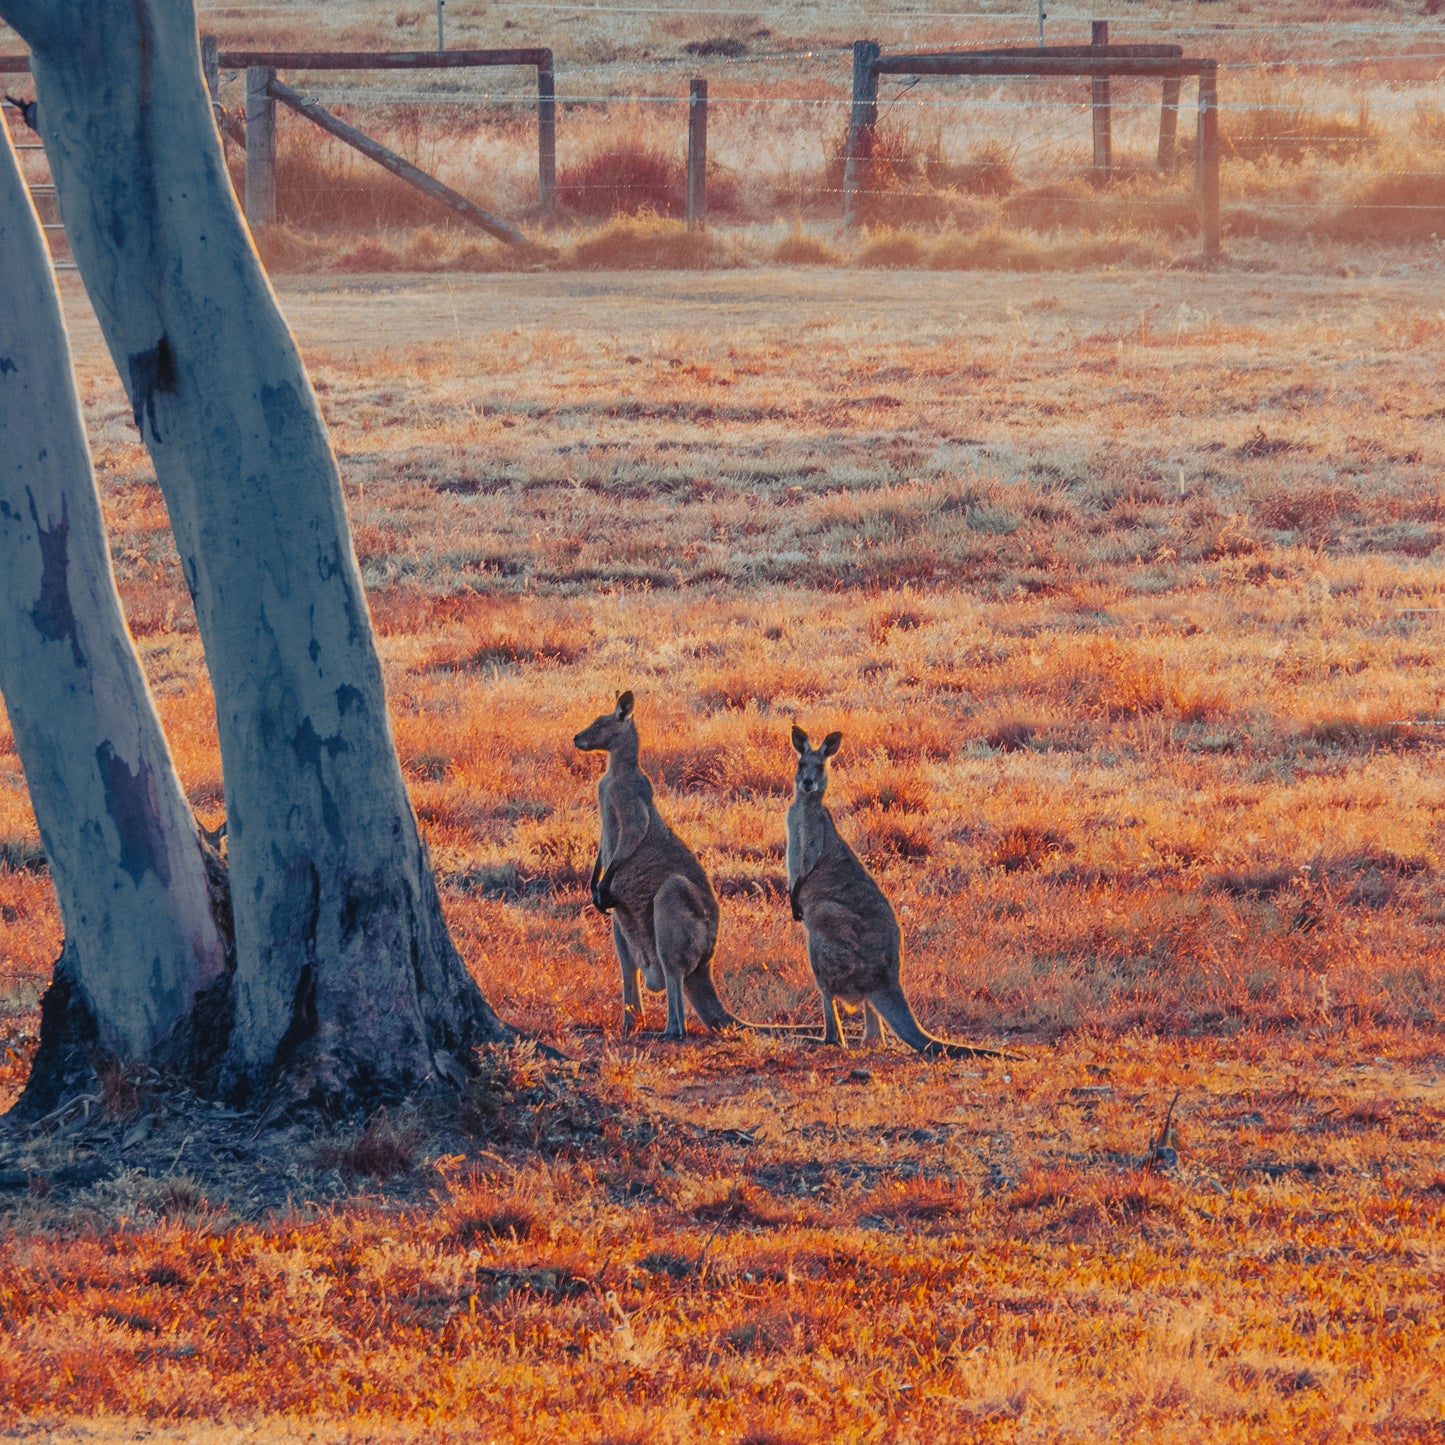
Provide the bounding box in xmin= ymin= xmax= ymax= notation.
xmin=855 ymin=808 xmax=933 ymax=859
xmin=928 ymin=224 xmax=1172 ymax=271
xmin=1254 ymin=484 xmax=1359 ymax=537
xmin=859 ymin=1175 xmax=973 ymax=1224
xmin=682 ymin=36 xmax=748 ymax=59
xmin=252 ymin=223 xmax=336 ymax=272
xmin=719 ymin=1310 xmax=814 ymax=1356
xmin=690 ymin=1181 xmax=786 ymax=1228
xmin=559 ymin=138 xmax=685 ymax=218
xmin=855 ymin=226 xmax=928 ymax=268
xmin=866 ymin=605 xmax=924 ymax=643
xmin=337 ymin=237 xmax=405 ymax=272
xmin=567 ymin=215 xmax=722 ymax=269
xmin=1003 ymin=180 xmax=1092 ymax=231
xmin=1225 ymin=82 xmax=1375 ymax=164
xmin=931 ymin=139 xmax=1019 ymax=197
xmin=821 ymin=113 xmax=959 ymax=225
xmin=315 ymin=1110 xmax=421 ymax=1179
xmin=984 ymin=718 xmax=1036 ymax=753
xmin=1330 ymin=170 xmax=1445 ymax=243
xmin=1050 ymin=639 xmax=1224 ymax=722
xmin=847 ymin=757 xmax=930 ymax=814
xmin=989 ymin=823 xmax=1067 ymax=873
xmin=772 ymin=223 xmax=843 ymax=265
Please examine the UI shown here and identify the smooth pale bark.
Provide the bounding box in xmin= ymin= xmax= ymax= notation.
xmin=1 ymin=0 xmax=507 ymax=1109
xmin=0 ymin=114 xmax=226 ymax=1110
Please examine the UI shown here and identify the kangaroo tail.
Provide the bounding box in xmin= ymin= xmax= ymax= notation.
xmin=683 ymin=968 xmax=820 ymax=1036
xmin=868 ymin=983 xmax=1019 ymax=1061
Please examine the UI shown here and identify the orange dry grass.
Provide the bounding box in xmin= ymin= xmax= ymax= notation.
xmin=2 ymin=262 xmax=1444 ymax=1438
xmin=0 ymin=1036 xmax=1441 ymax=1441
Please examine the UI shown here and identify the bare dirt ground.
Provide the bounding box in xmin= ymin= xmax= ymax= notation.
xmin=55 ymin=261 xmax=1445 ymax=361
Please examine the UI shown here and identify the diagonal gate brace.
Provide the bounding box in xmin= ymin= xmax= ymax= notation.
xmin=267 ymin=76 xmax=530 ymax=248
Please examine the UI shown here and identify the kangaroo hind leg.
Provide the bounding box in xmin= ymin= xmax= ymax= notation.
xmin=862 ymin=999 xmax=884 ymax=1044
xmin=818 ymin=990 xmax=846 ymax=1047
xmin=613 ymin=917 xmax=644 ymax=1035
xmin=683 ymin=966 xmax=739 ymax=1033
xmin=654 ymin=875 xmax=716 ymax=1041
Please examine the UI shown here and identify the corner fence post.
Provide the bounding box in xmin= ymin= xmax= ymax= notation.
xmin=244 ymin=65 xmax=277 ymax=228
xmin=842 ymin=39 xmax=880 ymax=229
xmin=1091 ymin=20 xmax=1112 ymax=184
xmin=1196 ymin=60 xmax=1220 ymax=260
xmin=686 ymin=76 xmax=707 ymax=230
xmin=1159 ymin=75 xmax=1181 ymax=172
xmin=537 ymin=53 xmax=556 ymax=223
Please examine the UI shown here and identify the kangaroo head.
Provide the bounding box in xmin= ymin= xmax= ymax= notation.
xmin=574 ymin=690 xmax=636 ymax=753
xmin=791 ymin=725 xmax=842 ymax=800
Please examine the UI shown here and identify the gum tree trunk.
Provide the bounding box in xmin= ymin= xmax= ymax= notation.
xmin=0 ymin=114 xmax=227 ymax=1118
xmin=1 ymin=0 xmax=509 ymax=1113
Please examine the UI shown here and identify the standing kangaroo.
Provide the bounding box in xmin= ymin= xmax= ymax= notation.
xmin=574 ymin=691 xmax=745 ymax=1040
xmin=787 ymin=725 xmax=1009 ymax=1059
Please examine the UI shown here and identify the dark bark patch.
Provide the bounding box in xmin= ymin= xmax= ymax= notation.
xmin=259 ymin=379 xmax=307 ymax=443
xmin=8 ymin=953 xmax=102 ymax=1122
xmin=335 ymin=683 xmax=365 ymax=717
xmin=127 ymin=334 xmax=178 ymax=443
xmin=291 ymin=718 xmax=348 ymax=845
xmin=25 ymin=490 xmax=85 ymax=668
xmin=273 ymin=963 xmax=318 ymax=1069
xmin=95 ymin=742 xmax=172 ymax=887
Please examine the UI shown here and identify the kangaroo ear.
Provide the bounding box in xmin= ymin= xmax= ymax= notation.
xmin=791 ymin=724 xmax=809 ymax=755
xmin=616 ymin=690 xmax=634 ymax=719
xmin=821 ymin=731 xmax=843 ymax=758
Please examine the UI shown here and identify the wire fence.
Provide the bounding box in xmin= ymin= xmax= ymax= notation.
xmin=9 ymin=16 xmax=1445 ymax=246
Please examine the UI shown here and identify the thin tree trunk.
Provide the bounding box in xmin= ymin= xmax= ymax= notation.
xmin=0 ymin=113 xmax=228 ymax=1117
xmin=1 ymin=0 xmax=509 ymax=1113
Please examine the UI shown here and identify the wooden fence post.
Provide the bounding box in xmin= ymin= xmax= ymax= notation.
xmin=1195 ymin=60 xmax=1220 ymax=260
xmin=244 ymin=66 xmax=277 ymax=228
xmin=537 ymin=53 xmax=556 ymax=222
xmin=1158 ymin=75 xmax=1180 ymax=171
xmin=201 ymin=34 xmax=219 ymax=106
xmin=687 ymin=77 xmax=707 ymax=230
xmin=843 ymin=39 xmax=880 ymax=228
xmin=1091 ymin=20 xmax=1112 ymax=183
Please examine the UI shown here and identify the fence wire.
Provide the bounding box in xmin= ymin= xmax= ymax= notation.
xmin=15 ymin=19 xmax=1443 ymax=246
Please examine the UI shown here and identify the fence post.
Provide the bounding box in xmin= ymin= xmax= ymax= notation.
xmin=436 ymin=0 xmax=445 ymax=52
xmin=201 ymin=34 xmax=220 ymax=106
xmin=244 ymin=66 xmax=277 ymax=228
xmin=1091 ymin=20 xmax=1112 ymax=184
xmin=843 ymin=39 xmax=880 ymax=228
xmin=687 ymin=77 xmax=707 ymax=230
xmin=1196 ymin=60 xmax=1220 ymax=260
xmin=537 ymin=53 xmax=556 ymax=223
xmin=1158 ymin=75 xmax=1180 ymax=171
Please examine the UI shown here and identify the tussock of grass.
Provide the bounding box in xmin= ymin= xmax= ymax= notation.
xmin=771 ymin=222 xmax=843 ymax=265
xmin=567 ymin=214 xmax=728 ymax=269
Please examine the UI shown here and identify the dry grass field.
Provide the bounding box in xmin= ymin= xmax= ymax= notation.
xmin=2 ymin=0 xmax=1445 ymax=1431
xmin=1 ymin=257 xmax=1442 ymax=1440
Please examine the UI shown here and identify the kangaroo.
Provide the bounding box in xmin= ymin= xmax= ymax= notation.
xmin=574 ymin=691 xmax=745 ymax=1040
xmin=787 ymin=725 xmax=1010 ymax=1059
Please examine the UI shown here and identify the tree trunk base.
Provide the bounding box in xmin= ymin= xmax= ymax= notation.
xmin=9 ymin=952 xmax=104 ymax=1124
